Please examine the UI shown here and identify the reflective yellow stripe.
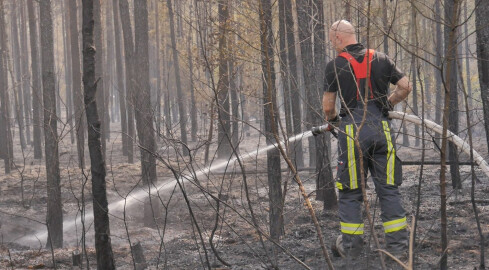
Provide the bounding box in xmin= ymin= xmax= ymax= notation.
xmin=382 ymin=121 xmax=396 ymax=185
xmin=340 ymin=222 xmax=364 ymax=235
xmin=336 ymin=182 xmax=343 ymax=190
xmin=383 ymin=217 xmax=407 ymax=233
xmin=346 ymin=125 xmax=358 ymax=189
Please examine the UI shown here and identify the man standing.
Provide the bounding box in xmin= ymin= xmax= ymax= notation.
xmin=322 ymin=20 xmax=412 ymax=258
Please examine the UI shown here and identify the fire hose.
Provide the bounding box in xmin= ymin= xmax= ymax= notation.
xmin=311 ymin=111 xmax=489 ymax=179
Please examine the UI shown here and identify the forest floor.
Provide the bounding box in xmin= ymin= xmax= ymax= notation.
xmin=0 ymin=120 xmax=488 ymax=270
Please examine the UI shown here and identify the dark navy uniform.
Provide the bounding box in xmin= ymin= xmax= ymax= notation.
xmin=324 ymin=43 xmax=408 ymax=255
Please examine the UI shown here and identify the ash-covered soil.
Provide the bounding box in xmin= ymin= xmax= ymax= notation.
xmin=1 ymin=121 xmax=488 ymax=270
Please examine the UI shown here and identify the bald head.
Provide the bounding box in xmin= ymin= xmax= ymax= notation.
xmin=329 ymin=20 xmax=357 ymax=53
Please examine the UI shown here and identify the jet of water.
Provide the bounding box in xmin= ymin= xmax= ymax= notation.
xmin=18 ymin=130 xmax=315 ymax=247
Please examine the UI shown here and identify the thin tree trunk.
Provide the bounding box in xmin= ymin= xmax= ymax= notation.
xmin=61 ymin=0 xmax=75 ymax=145
xmin=297 ymin=1 xmax=317 ymax=168
xmin=81 ymin=0 xmax=116 ymax=268
xmin=166 ymin=0 xmax=189 ymax=156
xmin=187 ymin=2 xmax=198 ymax=142
xmin=259 ymin=0 xmax=284 ymax=241
xmin=11 ymin=1 xmax=26 ymax=150
xmin=40 ymin=0 xmax=63 ymax=249
xmin=119 ymin=0 xmax=135 ymax=163
xmin=134 ymin=0 xmax=159 ymax=227
xmin=112 ymin=0 xmax=128 ymax=156
xmin=464 ymin=2 xmax=473 ymax=109
xmin=94 ymin=0 xmax=106 ymax=156
xmin=69 ymin=0 xmax=86 ymax=169
xmin=278 ymin=0 xmax=294 ymax=149
xmin=27 ymin=0 xmax=42 ymax=159
xmin=435 ymin=0 xmax=444 ymax=127
xmin=411 ymin=4 xmax=420 ymax=146
xmin=440 ymin=0 xmax=461 ymax=268
xmin=155 ymin=0 xmax=162 ymax=141
xmin=0 ymin=0 xmax=12 ymax=172
xmin=313 ymin=0 xmax=336 ymax=209
xmin=445 ymin=0 xmax=461 ymax=189
xmin=476 ymin=0 xmax=489 ymax=161
xmin=285 ymin=0 xmax=304 ymax=168
xmin=19 ymin=3 xmax=31 ymax=145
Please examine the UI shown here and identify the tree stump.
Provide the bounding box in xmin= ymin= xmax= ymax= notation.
xmin=131 ymin=242 xmax=147 ymax=270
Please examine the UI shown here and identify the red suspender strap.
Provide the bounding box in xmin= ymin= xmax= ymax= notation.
xmin=338 ymin=49 xmax=375 ymax=100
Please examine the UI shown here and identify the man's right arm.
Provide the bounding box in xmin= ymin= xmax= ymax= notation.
xmin=388 ymin=76 xmax=412 ymax=106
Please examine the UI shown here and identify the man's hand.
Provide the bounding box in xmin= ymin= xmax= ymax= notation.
xmin=326 ymin=115 xmax=340 ymax=131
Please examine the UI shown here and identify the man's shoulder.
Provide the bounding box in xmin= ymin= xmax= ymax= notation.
xmin=326 ymin=56 xmax=349 ymax=70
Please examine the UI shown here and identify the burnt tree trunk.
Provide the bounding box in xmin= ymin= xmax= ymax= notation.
xmin=464 ymin=1 xmax=472 ymax=108
xmin=10 ymin=1 xmax=26 ymax=150
xmin=313 ymin=0 xmax=336 ymax=209
xmin=94 ymin=0 xmax=106 ymax=156
xmin=40 ymin=0 xmax=63 ymax=249
xmin=434 ymin=0 xmax=444 ymax=127
xmin=68 ymin=0 xmax=86 ymax=169
xmin=260 ymin=0 xmax=284 ymax=241
xmin=0 ymin=0 xmax=12 ymax=173
xmin=215 ymin=0 xmax=232 ymax=160
xmin=134 ymin=0 xmax=159 ymax=227
xmin=61 ymin=0 xmax=75 ymax=144
xmin=476 ymin=0 xmax=489 ymax=156
xmin=27 ymin=0 xmax=42 ymax=159
xmin=187 ymin=3 xmax=198 ymax=142
xmin=155 ymin=0 xmax=163 ymax=140
xmin=81 ymin=0 xmax=116 ymax=268
xmin=112 ymin=0 xmax=128 ymax=156
xmin=445 ymin=0 xmax=461 ymax=189
xmin=285 ymin=0 xmax=304 ymax=168
xmin=119 ymin=0 xmax=135 ymax=163
xmin=166 ymin=0 xmax=189 ymax=156
xmin=297 ymin=1 xmax=317 ymax=168
xmin=19 ymin=3 xmax=31 ymax=145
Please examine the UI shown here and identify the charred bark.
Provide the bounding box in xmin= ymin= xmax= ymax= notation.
xmin=39 ymin=0 xmax=63 ymax=248
xmin=119 ymin=0 xmax=135 ymax=163
xmin=134 ymin=0 xmax=159 ymax=227
xmin=68 ymin=0 xmax=86 ymax=169
xmin=166 ymin=0 xmax=189 ymax=156
xmin=27 ymin=0 xmax=42 ymax=159
xmin=112 ymin=0 xmax=128 ymax=156
xmin=476 ymin=0 xmax=489 ymax=159
xmin=81 ymin=0 xmax=116 ymax=268
xmin=259 ymin=0 xmax=284 ymax=241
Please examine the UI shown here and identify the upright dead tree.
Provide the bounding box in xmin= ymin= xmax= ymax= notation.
xmin=94 ymin=0 xmax=106 ymax=156
xmin=68 ymin=0 xmax=86 ymax=169
xmin=166 ymin=0 xmax=189 ymax=156
xmin=39 ymin=0 xmax=63 ymax=248
xmin=297 ymin=1 xmax=317 ymax=167
xmin=187 ymin=2 xmax=198 ymax=142
xmin=19 ymin=2 xmax=32 ymax=145
xmin=10 ymin=1 xmax=26 ymax=150
xmin=118 ymin=0 xmax=135 ymax=163
xmin=112 ymin=0 xmax=128 ymax=156
xmin=284 ymin=0 xmax=304 ymax=168
xmin=440 ymin=0 xmax=462 ymax=268
xmin=216 ymin=0 xmax=232 ymax=159
xmin=445 ymin=0 xmax=461 ymax=189
xmin=476 ymin=0 xmax=489 ymax=155
xmin=27 ymin=0 xmax=42 ymax=159
xmin=312 ymin=0 xmax=336 ymax=209
xmin=0 ymin=0 xmax=13 ymax=173
xmin=259 ymin=0 xmax=284 ymax=241
xmin=81 ymin=0 xmax=116 ymax=267
xmin=134 ymin=0 xmax=159 ymax=226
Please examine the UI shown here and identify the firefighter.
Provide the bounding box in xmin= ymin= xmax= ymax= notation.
xmin=322 ymin=20 xmax=413 ymax=258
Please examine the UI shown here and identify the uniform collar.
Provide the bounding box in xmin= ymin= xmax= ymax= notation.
xmin=342 ymin=43 xmax=365 ymax=53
